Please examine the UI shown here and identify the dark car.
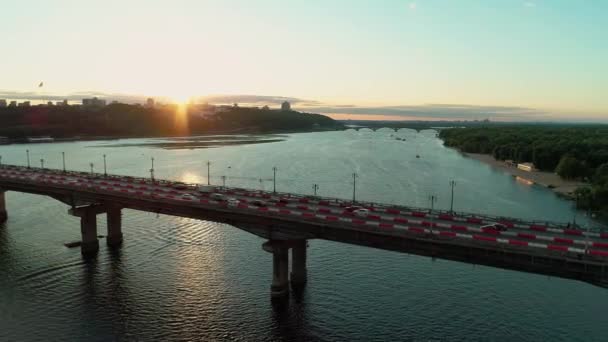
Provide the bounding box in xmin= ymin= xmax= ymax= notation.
xmin=251 ymin=200 xmax=267 ymax=207
xmin=481 ymin=223 xmax=508 ymax=232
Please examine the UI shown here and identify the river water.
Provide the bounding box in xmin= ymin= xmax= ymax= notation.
xmin=1 ymin=130 xmax=607 ymax=341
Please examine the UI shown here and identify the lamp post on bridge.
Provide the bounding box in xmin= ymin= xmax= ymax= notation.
xmin=89 ymin=163 xmax=94 ymax=175
xmin=103 ymin=154 xmax=107 ymax=176
xmin=449 ymin=180 xmax=456 ymax=213
xmin=26 ymin=149 xmax=30 ymax=169
xmin=272 ymin=166 xmax=277 ymax=193
xmin=0 ymin=155 xmax=3 ymax=167
xmin=430 ymin=194 xmax=437 ymax=233
xmin=61 ymin=152 xmax=66 ymax=172
xmin=150 ymin=157 xmax=155 ymax=181
xmin=207 ymin=161 xmax=211 ymax=185
xmin=352 ymin=173 xmax=358 ymax=203
xmin=313 ymin=183 xmax=319 ymax=196
xmin=40 ymin=159 xmax=44 ymax=169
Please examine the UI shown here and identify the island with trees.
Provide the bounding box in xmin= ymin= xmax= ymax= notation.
xmin=439 ymin=125 xmax=608 ymax=217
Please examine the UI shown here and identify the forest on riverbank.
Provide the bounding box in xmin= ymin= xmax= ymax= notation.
xmin=439 ymin=125 xmax=608 ymax=214
xmin=0 ymin=104 xmax=342 ymax=140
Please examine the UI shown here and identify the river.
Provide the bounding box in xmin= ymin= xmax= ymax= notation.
xmin=1 ymin=130 xmax=607 ymax=341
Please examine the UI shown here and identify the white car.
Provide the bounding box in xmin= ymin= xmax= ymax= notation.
xmin=353 ymin=208 xmax=370 ymax=217
xmin=227 ymin=198 xmax=240 ymax=208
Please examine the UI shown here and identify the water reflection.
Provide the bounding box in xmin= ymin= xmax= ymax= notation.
xmin=1 ymin=132 xmax=607 ymax=341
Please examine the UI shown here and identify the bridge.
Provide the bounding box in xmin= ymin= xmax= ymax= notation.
xmin=1 ymin=164 xmax=608 ymax=298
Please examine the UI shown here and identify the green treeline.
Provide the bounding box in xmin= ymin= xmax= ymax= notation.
xmin=0 ymin=104 xmax=342 ymax=139
xmin=439 ymin=126 xmax=608 ymax=213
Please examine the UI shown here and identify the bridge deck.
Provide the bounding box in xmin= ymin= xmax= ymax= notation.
xmin=1 ymin=164 xmax=607 ymax=287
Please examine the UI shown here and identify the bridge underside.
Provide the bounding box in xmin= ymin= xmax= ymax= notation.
xmin=1 ymin=181 xmax=607 ymax=299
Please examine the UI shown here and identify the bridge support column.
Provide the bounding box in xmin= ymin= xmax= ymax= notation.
xmin=80 ymin=210 xmax=99 ymax=257
xmin=291 ymin=240 xmax=307 ymax=286
xmin=0 ymin=191 xmax=7 ymax=223
xmin=106 ymin=206 xmax=123 ymax=247
xmin=263 ymin=240 xmax=289 ymax=298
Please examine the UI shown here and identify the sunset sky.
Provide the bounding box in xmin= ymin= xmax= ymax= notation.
xmin=1 ymin=0 xmax=607 ymax=121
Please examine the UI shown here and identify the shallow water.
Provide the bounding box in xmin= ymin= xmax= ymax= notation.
xmin=1 ymin=131 xmax=606 ymax=341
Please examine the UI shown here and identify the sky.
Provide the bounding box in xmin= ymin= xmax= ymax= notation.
xmin=1 ymin=0 xmax=607 ymax=121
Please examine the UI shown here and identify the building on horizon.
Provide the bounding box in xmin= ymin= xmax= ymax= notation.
xmin=82 ymin=97 xmax=106 ymax=107
xmin=8 ymin=101 xmax=17 ymax=107
xmin=17 ymin=101 xmax=31 ymax=107
xmin=145 ymin=98 xmax=155 ymax=108
xmin=0 ymin=99 xmax=6 ymax=107
xmin=281 ymin=101 xmax=291 ymax=111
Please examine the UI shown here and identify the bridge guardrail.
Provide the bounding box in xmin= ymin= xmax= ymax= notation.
xmin=0 ymin=163 xmax=603 ymax=233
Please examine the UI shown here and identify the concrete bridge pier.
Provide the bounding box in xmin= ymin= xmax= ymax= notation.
xmin=291 ymin=240 xmax=307 ymax=286
xmin=263 ymin=240 xmax=290 ymax=298
xmin=106 ymin=206 xmax=123 ymax=247
xmin=80 ymin=210 xmax=99 ymax=257
xmin=0 ymin=191 xmax=7 ymax=223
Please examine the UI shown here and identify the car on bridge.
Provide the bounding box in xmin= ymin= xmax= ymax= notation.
xmin=250 ymin=199 xmax=267 ymax=207
xmin=210 ymin=193 xmax=227 ymax=201
xmin=353 ymin=208 xmax=370 ymax=218
xmin=481 ymin=223 xmax=508 ymax=232
xmin=227 ymin=198 xmax=240 ymax=208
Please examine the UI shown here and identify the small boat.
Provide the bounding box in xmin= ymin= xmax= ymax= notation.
xmin=416 ymin=154 xmax=420 ymax=158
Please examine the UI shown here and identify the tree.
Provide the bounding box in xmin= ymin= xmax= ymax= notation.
xmin=595 ymin=163 xmax=608 ymax=185
xmin=555 ymin=154 xmax=584 ymax=179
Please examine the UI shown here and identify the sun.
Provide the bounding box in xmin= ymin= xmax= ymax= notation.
xmin=169 ymin=93 xmax=192 ymax=104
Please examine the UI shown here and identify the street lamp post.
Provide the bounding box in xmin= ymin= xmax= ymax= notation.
xmin=272 ymin=166 xmax=277 ymax=193
xmin=449 ymin=180 xmax=456 ymax=213
xmin=430 ymin=195 xmax=437 ymax=212
xmin=90 ymin=163 xmax=94 ymax=175
xmin=62 ymin=152 xmax=66 ymax=172
xmin=313 ymin=183 xmax=319 ymax=196
xmin=103 ymin=154 xmax=107 ymax=176
xmin=40 ymin=159 xmax=44 ymax=169
xmin=150 ymin=157 xmax=155 ymax=181
xmin=352 ymin=173 xmax=358 ymax=203
xmin=26 ymin=150 xmax=30 ymax=169
xmin=430 ymin=194 xmax=437 ymax=233
xmin=0 ymin=155 xmax=3 ymax=167
xmin=207 ymin=161 xmax=211 ymax=185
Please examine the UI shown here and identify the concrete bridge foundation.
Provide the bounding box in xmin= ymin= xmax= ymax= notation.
xmin=263 ymin=240 xmax=290 ymax=298
xmin=80 ymin=210 xmax=99 ymax=257
xmin=291 ymin=240 xmax=307 ymax=286
xmin=106 ymin=206 xmax=123 ymax=247
xmin=0 ymin=191 xmax=7 ymax=223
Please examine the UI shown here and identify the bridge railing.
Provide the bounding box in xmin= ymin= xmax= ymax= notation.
xmin=0 ymin=163 xmax=601 ymax=232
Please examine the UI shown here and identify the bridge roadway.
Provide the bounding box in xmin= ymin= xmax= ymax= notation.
xmin=1 ymin=164 xmax=607 ymax=297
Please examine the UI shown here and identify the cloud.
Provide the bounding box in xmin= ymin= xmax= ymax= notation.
xmin=409 ymin=2 xmax=417 ymax=10
xmin=299 ymin=103 xmax=552 ymax=121
xmin=193 ymin=94 xmax=321 ymax=106
xmin=2 ymin=90 xmax=601 ymax=122
xmin=524 ymin=2 xmax=536 ymax=7
xmin=0 ymin=91 xmax=320 ymax=107
xmin=0 ymin=90 xmax=146 ymax=103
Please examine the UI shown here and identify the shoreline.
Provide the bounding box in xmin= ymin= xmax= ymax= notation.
xmin=462 ymin=152 xmax=586 ymax=199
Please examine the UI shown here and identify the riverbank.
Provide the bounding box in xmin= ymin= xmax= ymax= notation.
xmin=463 ymin=152 xmax=585 ymax=199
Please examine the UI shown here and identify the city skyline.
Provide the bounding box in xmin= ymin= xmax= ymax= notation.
xmin=1 ymin=0 xmax=607 ymax=122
